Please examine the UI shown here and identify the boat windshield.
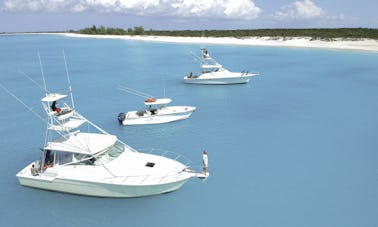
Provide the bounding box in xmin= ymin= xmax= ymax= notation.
xmin=66 ymin=141 xmax=125 ymax=166
xmin=202 ymin=68 xmax=220 ymax=73
xmin=93 ymin=141 xmax=125 ymax=165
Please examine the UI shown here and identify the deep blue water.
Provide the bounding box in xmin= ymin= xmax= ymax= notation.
xmin=1 ymin=34 xmax=378 ymax=227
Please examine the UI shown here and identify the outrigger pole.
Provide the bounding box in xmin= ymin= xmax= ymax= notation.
xmin=38 ymin=53 xmax=51 ymax=171
xmin=0 ymin=83 xmax=45 ymax=122
xmin=189 ymin=51 xmax=204 ymax=64
xmin=117 ymin=85 xmax=154 ymax=99
xmin=62 ymin=50 xmax=75 ymax=109
xmin=38 ymin=52 xmax=48 ymax=97
xmin=19 ymin=70 xmax=47 ymax=92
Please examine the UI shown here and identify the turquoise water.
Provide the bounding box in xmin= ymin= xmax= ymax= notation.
xmin=1 ymin=34 xmax=378 ymax=227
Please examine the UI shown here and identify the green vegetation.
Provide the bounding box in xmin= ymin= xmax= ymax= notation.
xmin=76 ymin=26 xmax=378 ymax=40
xmin=78 ymin=25 xmax=143 ymax=35
xmin=144 ymin=28 xmax=378 ymax=40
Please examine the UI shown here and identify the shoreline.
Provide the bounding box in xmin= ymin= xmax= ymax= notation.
xmin=5 ymin=32 xmax=378 ymax=52
xmin=62 ymin=33 xmax=378 ymax=52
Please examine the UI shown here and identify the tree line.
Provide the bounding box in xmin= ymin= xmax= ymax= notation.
xmin=76 ymin=26 xmax=378 ymax=40
xmin=78 ymin=25 xmax=144 ymax=35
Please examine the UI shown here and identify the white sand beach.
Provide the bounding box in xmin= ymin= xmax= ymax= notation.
xmin=62 ymin=33 xmax=378 ymax=52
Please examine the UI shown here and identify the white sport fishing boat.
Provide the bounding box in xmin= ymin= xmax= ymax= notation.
xmin=15 ymin=57 xmax=208 ymax=198
xmin=117 ymin=86 xmax=196 ymax=125
xmin=184 ymin=48 xmax=258 ymax=85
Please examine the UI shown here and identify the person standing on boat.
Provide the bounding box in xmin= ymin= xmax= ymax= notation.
xmin=202 ymin=150 xmax=208 ymax=174
xmin=31 ymin=163 xmax=39 ymax=176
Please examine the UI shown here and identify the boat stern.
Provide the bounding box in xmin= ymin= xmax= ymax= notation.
xmin=16 ymin=161 xmax=54 ymax=189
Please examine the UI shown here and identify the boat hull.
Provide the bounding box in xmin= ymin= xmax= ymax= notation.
xmin=184 ymin=77 xmax=249 ymax=85
xmin=17 ymin=172 xmax=191 ymax=198
xmin=184 ymin=73 xmax=256 ymax=85
xmin=122 ymin=107 xmax=195 ymax=125
xmin=18 ymin=177 xmax=189 ymax=198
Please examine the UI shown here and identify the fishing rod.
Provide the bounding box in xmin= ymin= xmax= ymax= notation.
xmin=163 ymin=79 xmax=166 ymax=98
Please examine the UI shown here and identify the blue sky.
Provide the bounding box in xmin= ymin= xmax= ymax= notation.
xmin=0 ymin=0 xmax=377 ymax=32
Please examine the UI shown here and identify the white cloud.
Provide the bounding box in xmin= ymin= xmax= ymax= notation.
xmin=224 ymin=0 xmax=261 ymax=19
xmin=172 ymin=0 xmax=261 ymax=19
xmin=1 ymin=0 xmax=261 ymax=20
xmin=275 ymin=0 xmax=324 ymax=20
xmin=3 ymin=0 xmax=69 ymax=12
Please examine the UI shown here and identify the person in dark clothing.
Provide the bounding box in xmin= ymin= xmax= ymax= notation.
xmin=51 ymin=101 xmax=61 ymax=113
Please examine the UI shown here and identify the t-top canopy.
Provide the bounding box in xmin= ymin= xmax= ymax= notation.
xmin=41 ymin=93 xmax=67 ymax=102
xmin=144 ymin=98 xmax=172 ymax=106
xmin=44 ymin=132 xmax=117 ymax=155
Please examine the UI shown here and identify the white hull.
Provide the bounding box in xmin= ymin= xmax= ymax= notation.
xmin=122 ymin=106 xmax=195 ymax=125
xmin=17 ymin=174 xmax=191 ymax=198
xmin=184 ymin=73 xmax=256 ymax=85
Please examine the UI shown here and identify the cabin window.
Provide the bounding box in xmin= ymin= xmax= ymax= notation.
xmin=107 ymin=141 xmax=124 ymax=158
xmin=145 ymin=162 xmax=155 ymax=167
xmin=92 ymin=141 xmax=125 ymax=165
xmin=57 ymin=151 xmax=73 ymax=165
xmin=74 ymin=154 xmax=95 ymax=165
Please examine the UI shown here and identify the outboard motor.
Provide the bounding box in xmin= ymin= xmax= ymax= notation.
xmin=117 ymin=113 xmax=126 ymax=124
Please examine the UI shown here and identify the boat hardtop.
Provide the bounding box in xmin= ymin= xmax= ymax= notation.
xmin=45 ymin=132 xmax=117 ymax=155
xmin=41 ymin=93 xmax=67 ymax=102
xmin=144 ymin=97 xmax=172 ymax=105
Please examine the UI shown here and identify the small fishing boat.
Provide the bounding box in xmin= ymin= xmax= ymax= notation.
xmin=117 ymin=86 xmax=196 ymax=125
xmin=14 ymin=55 xmax=208 ymax=198
xmin=184 ymin=48 xmax=258 ymax=85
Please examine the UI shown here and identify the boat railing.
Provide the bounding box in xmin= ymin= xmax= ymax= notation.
xmin=241 ymin=70 xmax=259 ymax=76
xmin=152 ymin=148 xmax=204 ymax=172
xmin=138 ymin=147 xmax=193 ymax=167
xmin=101 ymin=169 xmax=190 ymax=185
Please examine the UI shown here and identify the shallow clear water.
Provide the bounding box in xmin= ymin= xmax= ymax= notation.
xmin=1 ymin=34 xmax=378 ymax=227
